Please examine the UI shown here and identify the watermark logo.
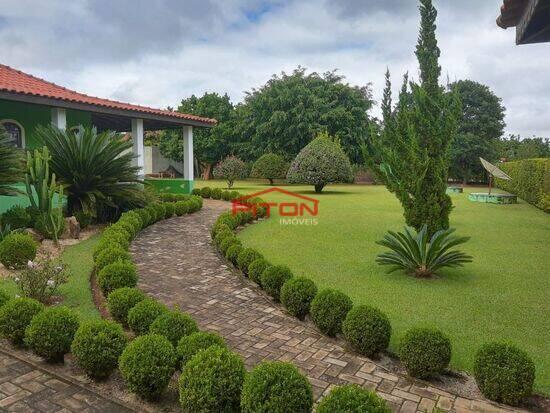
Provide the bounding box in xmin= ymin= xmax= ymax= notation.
xmin=231 ymin=187 xmax=319 ymax=226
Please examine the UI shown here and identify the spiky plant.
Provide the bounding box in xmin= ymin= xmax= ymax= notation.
xmin=376 ymin=225 xmax=472 ymax=277
xmin=0 ymin=125 xmax=24 ymax=196
xmin=35 ymin=125 xmax=145 ymax=218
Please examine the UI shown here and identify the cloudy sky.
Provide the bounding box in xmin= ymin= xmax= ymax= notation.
xmin=1 ymin=0 xmax=549 ymax=137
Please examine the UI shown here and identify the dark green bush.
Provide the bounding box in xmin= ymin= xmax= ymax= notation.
xmin=24 ymin=306 xmax=79 ymax=362
xmin=220 ymin=236 xmax=241 ymax=255
xmin=158 ymin=193 xmax=175 ymax=202
xmin=145 ymin=205 xmax=159 ymax=223
xmin=119 ymin=334 xmax=177 ymax=400
xmin=97 ymin=261 xmax=138 ymax=296
xmin=191 ymin=188 xmax=201 ymax=196
xmin=153 ymin=203 xmax=167 ymax=221
xmin=115 ymin=220 xmax=137 ymax=239
xmin=174 ymin=201 xmax=189 ymax=216
xmin=0 ymin=297 xmax=43 ymax=344
xmin=214 ymin=226 xmax=234 ymax=247
xmin=211 ymin=188 xmax=222 ymax=200
xmin=241 ymin=361 xmax=313 ymax=413
xmin=342 ymin=305 xmax=391 ymax=357
xmin=1 ymin=205 xmax=31 ymax=229
xmin=74 ymin=210 xmax=92 ymax=229
xmin=221 ymin=190 xmax=232 ymax=201
xmin=225 ymin=244 xmax=243 ymax=265
xmin=107 ymin=287 xmax=146 ymax=324
xmin=317 ymin=384 xmax=391 ymax=413
xmin=135 ymin=208 xmax=152 ymax=227
xmin=229 ymin=191 xmax=240 ymax=201
xmin=127 ymin=298 xmax=168 ymax=335
xmin=213 ymin=156 xmax=248 ymax=188
xmin=310 ymin=289 xmax=353 ymax=336
xmin=149 ymin=310 xmax=199 ymax=347
xmin=201 ymin=187 xmax=212 ymax=198
xmin=237 ymin=248 xmax=263 ymax=274
xmin=248 ymin=259 xmax=270 ymax=285
xmin=177 ymin=331 xmax=227 ymax=367
xmin=251 ymin=153 xmax=288 ymax=185
xmin=280 ymin=277 xmax=317 ymax=320
xmin=71 ymin=319 xmax=127 ymax=379
xmin=187 ymin=197 xmax=202 ymax=213
xmin=399 ymin=328 xmax=451 ymax=378
xmin=0 ymin=289 xmax=10 ymax=308
xmin=474 ymin=342 xmax=535 ymax=405
xmin=179 ymin=346 xmax=246 ymax=413
xmin=215 ymin=212 xmax=239 ymax=231
xmin=94 ymin=246 xmax=131 ymax=271
xmin=163 ymin=202 xmax=175 ymax=218
xmin=120 ymin=211 xmax=142 ymax=232
xmin=260 ymin=265 xmax=293 ymax=301
xmin=0 ymin=232 xmax=37 ymax=269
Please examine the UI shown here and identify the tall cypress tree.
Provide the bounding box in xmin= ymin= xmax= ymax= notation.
xmin=365 ymin=0 xmax=460 ymax=235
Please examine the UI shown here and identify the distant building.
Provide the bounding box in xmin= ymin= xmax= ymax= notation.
xmin=497 ymin=0 xmax=550 ymax=44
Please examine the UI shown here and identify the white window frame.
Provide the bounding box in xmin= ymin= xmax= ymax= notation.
xmin=0 ymin=119 xmax=26 ymax=148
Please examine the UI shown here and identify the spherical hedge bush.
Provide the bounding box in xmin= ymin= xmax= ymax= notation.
xmin=214 ymin=227 xmax=234 ymax=247
xmin=97 ymin=260 xmax=138 ymax=296
xmin=175 ymin=201 xmax=189 ymax=216
xmin=95 ymin=230 xmax=130 ymax=253
xmin=248 ymin=259 xmax=270 ymax=286
xmin=221 ymin=190 xmax=232 ymax=201
xmin=211 ymin=188 xmax=223 ymax=200
xmin=317 ymin=384 xmax=391 ymax=413
xmin=310 ymin=289 xmax=353 ymax=337
xmin=114 ymin=220 xmax=137 ymax=239
xmin=153 ymin=203 xmax=166 ymax=221
xmin=215 ymin=212 xmax=239 ymax=231
xmin=179 ymin=346 xmax=245 ymax=413
xmin=135 ymin=208 xmax=152 ymax=227
xmin=0 ymin=297 xmax=43 ymax=345
xmin=177 ymin=331 xmax=227 ymax=368
xmin=220 ymin=236 xmax=241 ymax=255
xmin=127 ymin=298 xmax=168 ymax=336
xmin=342 ymin=305 xmax=391 ymax=357
xmin=145 ymin=205 xmax=159 ymax=223
xmin=24 ymin=306 xmax=79 ymax=362
xmin=119 ymin=334 xmax=176 ymax=400
xmin=94 ymin=246 xmax=131 ymax=272
xmin=0 ymin=232 xmax=37 ymax=269
xmin=280 ymin=277 xmax=317 ymax=320
xmin=237 ymin=248 xmax=263 ymax=274
xmin=0 ymin=289 xmax=10 ymax=308
xmin=474 ymin=342 xmax=535 ymax=405
xmin=260 ymin=265 xmax=293 ymax=301
xmin=200 ymin=187 xmax=212 ymax=198
xmin=163 ymin=202 xmax=175 ymax=218
xmin=149 ymin=310 xmax=199 ymax=347
xmin=241 ymin=361 xmax=313 ymax=413
xmin=399 ymin=328 xmax=451 ymax=379
xmin=71 ymin=319 xmax=127 ymax=379
xmin=107 ymin=287 xmax=146 ymax=324
xmin=1 ymin=205 xmax=31 ymax=229
xmin=225 ymin=244 xmax=243 ymax=265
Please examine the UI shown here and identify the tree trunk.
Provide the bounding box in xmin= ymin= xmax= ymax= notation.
xmin=314 ymin=184 xmax=325 ymax=193
xmin=269 ymin=178 xmax=274 ymax=185
xmin=202 ymin=163 xmax=212 ymax=180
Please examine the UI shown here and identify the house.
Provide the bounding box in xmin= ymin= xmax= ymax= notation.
xmin=0 ymin=64 xmax=216 ymax=198
xmin=497 ymin=0 xmax=550 ymax=44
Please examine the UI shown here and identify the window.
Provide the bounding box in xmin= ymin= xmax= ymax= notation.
xmin=1 ymin=120 xmax=24 ymax=148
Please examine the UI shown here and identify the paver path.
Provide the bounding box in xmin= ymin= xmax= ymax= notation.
xmin=131 ymin=199 xmax=522 ymax=413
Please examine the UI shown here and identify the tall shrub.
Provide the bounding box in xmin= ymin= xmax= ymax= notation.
xmin=213 ymin=155 xmax=248 ymax=188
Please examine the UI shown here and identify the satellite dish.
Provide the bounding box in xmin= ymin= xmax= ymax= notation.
xmin=479 ymin=157 xmax=511 ymax=195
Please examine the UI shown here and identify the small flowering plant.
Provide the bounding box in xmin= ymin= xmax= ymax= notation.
xmin=13 ymin=255 xmax=69 ymax=303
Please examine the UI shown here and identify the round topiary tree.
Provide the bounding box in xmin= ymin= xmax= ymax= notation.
xmin=97 ymin=261 xmax=138 ymax=296
xmin=177 ymin=331 xmax=227 ymax=368
xmin=179 ymin=345 xmax=246 ymax=413
xmin=342 ymin=305 xmax=391 ymax=357
xmin=127 ymin=298 xmax=168 ymax=336
xmin=94 ymin=247 xmax=131 ymax=272
xmin=213 ymin=155 xmax=248 ymax=189
xmin=107 ymin=287 xmax=146 ymax=324
xmin=317 ymin=384 xmax=391 ymax=413
xmin=310 ymin=289 xmax=353 ymax=336
xmin=474 ymin=342 xmax=535 ymax=405
xmin=174 ymin=200 xmax=189 ymax=216
xmin=119 ymin=334 xmax=177 ymax=400
xmin=225 ymin=244 xmax=243 ymax=265
xmin=0 ymin=297 xmax=43 ymax=345
xmin=248 ymin=259 xmax=270 ymax=286
xmin=0 ymin=232 xmax=37 ymax=269
xmin=280 ymin=277 xmax=317 ymax=320
xmin=260 ymin=265 xmax=293 ymax=301
xmin=287 ymin=132 xmax=353 ymax=193
xmin=71 ymin=319 xmax=127 ymax=379
xmin=149 ymin=310 xmax=199 ymax=347
xmin=237 ymin=248 xmax=263 ymax=275
xmin=251 ymin=153 xmax=288 ymax=185
xmin=399 ymin=327 xmax=451 ymax=379
xmin=220 ymin=237 xmax=241 ymax=255
xmin=241 ymin=361 xmax=313 ymax=413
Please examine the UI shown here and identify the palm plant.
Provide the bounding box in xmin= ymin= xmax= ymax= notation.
xmin=0 ymin=125 xmax=24 ymax=196
xmin=35 ymin=125 xmax=145 ymax=218
xmin=376 ymin=225 xmax=472 ymax=277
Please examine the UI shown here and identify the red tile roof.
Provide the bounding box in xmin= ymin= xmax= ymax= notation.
xmin=497 ymin=0 xmax=528 ymax=29
xmin=0 ymin=64 xmax=216 ymax=125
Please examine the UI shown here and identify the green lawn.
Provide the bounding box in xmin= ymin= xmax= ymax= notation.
xmin=196 ymin=180 xmax=550 ymax=394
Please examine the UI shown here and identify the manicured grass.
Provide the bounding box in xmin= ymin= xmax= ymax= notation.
xmin=196 ymin=179 xmax=550 ymax=394
xmin=0 ymin=235 xmax=101 ymax=321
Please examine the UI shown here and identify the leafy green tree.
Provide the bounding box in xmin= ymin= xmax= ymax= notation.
xmin=0 ymin=125 xmax=23 ymax=196
xmin=498 ymin=135 xmax=550 ymax=160
xmin=251 ymin=153 xmax=288 ymax=185
xmin=365 ymin=0 xmax=460 ymax=235
xmin=213 ymin=155 xmax=248 ymax=188
xmin=449 ymin=80 xmax=505 ymax=183
xmin=236 ymin=68 xmax=373 ymax=163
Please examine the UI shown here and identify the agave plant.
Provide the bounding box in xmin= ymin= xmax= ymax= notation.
xmin=376 ymin=225 xmax=472 ymax=277
xmin=0 ymin=125 xmax=24 ymax=196
xmin=35 ymin=125 xmax=145 ymax=218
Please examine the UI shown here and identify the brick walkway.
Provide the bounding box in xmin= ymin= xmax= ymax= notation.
xmin=0 ymin=350 xmax=132 ymax=412
xmin=131 ymin=200 xmax=523 ymax=413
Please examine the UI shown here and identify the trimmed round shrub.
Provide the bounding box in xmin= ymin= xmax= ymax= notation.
xmin=119 ymin=214 xmax=141 ymax=233
xmin=149 ymin=310 xmax=199 ymax=347
xmin=260 ymin=265 xmax=293 ymax=301
xmin=220 ymin=236 xmax=241 ymax=255
xmin=474 ymin=342 xmax=535 ymax=405
xmin=241 ymin=361 xmax=313 ymax=413
xmin=96 ymin=229 xmax=131 ymax=251
xmin=310 ymin=289 xmax=353 ymax=337
xmin=71 ymin=319 xmax=127 ymax=379
xmin=0 ymin=297 xmax=43 ymax=345
xmin=179 ymin=346 xmax=245 ymax=413
xmin=177 ymin=331 xmax=227 ymax=367
xmin=119 ymin=334 xmax=176 ymax=400
xmin=153 ymin=203 xmax=166 ymax=221
xmin=163 ymin=202 xmax=175 ymax=218
xmin=399 ymin=328 xmax=451 ymax=379
xmin=225 ymin=244 xmax=243 ymax=265
xmin=280 ymin=277 xmax=317 ymax=320
xmin=221 ymin=190 xmax=232 ymax=201
xmin=317 ymin=384 xmax=391 ymax=413
xmin=94 ymin=246 xmax=131 ymax=271
xmin=97 ymin=261 xmax=138 ymax=296
xmin=114 ymin=220 xmax=137 ymax=239
xmin=191 ymin=188 xmax=201 ymax=196
xmin=0 ymin=232 xmax=37 ymax=269
xmin=229 ymin=191 xmax=240 ymax=201
xmin=145 ymin=205 xmax=159 ymax=223
xmin=200 ymin=187 xmax=212 ymax=198
xmin=107 ymin=287 xmax=146 ymax=324
xmin=0 ymin=289 xmax=10 ymax=308
xmin=237 ymin=248 xmax=263 ymax=274
xmin=248 ymin=259 xmax=270 ymax=285
xmin=135 ymin=208 xmax=152 ymax=227
xmin=24 ymin=306 xmax=79 ymax=362
xmin=215 ymin=212 xmax=239 ymax=231
xmin=214 ymin=226 xmax=234 ymax=247
xmin=1 ymin=205 xmax=31 ymax=229
xmin=342 ymin=305 xmax=391 ymax=357
xmin=127 ymin=298 xmax=168 ymax=335
xmin=211 ymin=188 xmax=223 ymax=200
xmin=251 ymin=153 xmax=288 ymax=185
xmin=175 ymin=201 xmax=189 ymax=216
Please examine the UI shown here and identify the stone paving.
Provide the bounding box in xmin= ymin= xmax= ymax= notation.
xmin=131 ymin=199 xmax=524 ymax=413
